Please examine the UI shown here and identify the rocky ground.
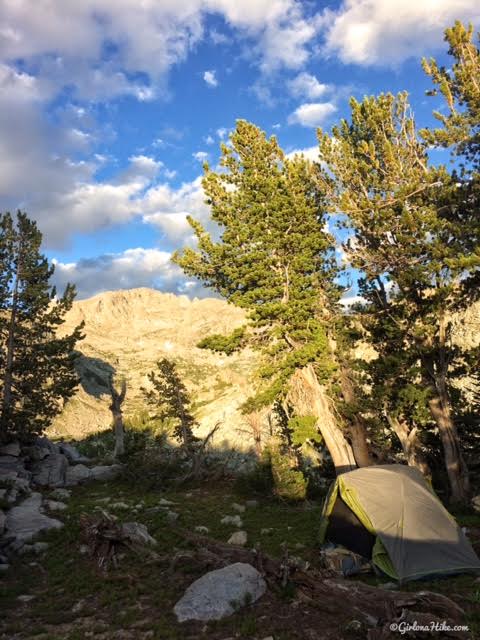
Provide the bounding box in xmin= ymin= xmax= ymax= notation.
xmin=1 ymin=450 xmax=480 ymax=640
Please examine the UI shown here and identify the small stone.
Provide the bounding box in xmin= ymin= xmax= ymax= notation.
xmin=294 ymin=543 xmax=305 ymax=550
xmin=46 ymin=500 xmax=68 ymax=512
xmin=17 ymin=595 xmax=36 ymax=603
xmin=245 ymin=500 xmax=258 ymax=508
xmin=221 ymin=515 xmax=243 ymax=528
xmin=195 ymin=526 xmax=209 ymax=534
xmin=111 ymin=502 xmax=129 ymax=509
xmin=231 ymin=503 xmax=245 ymax=513
xmin=166 ymin=510 xmax=179 ymax=523
xmin=79 ymin=544 xmax=89 ymax=555
xmin=31 ymin=542 xmax=49 ymax=554
xmin=380 ymin=582 xmax=398 ymax=590
xmin=471 ymin=495 xmax=480 ymax=513
xmin=50 ymin=488 xmax=71 ymax=501
xmin=227 ymin=531 xmax=247 ymax=546
xmin=158 ymin=498 xmax=174 ymax=506
xmin=261 ymin=528 xmax=273 ymax=535
xmin=121 ymin=522 xmax=157 ymax=546
xmin=72 ymin=599 xmax=86 ymax=613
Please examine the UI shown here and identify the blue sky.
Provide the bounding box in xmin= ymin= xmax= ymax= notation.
xmin=0 ymin=0 xmax=479 ymax=301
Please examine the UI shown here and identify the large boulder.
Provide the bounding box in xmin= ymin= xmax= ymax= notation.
xmin=30 ymin=454 xmax=68 ymax=487
xmin=5 ymin=492 xmax=63 ymax=545
xmin=0 ymin=442 xmax=21 ymax=457
xmin=65 ymin=464 xmax=91 ymax=486
xmin=174 ymin=562 xmax=266 ymax=622
xmin=58 ymin=443 xmax=90 ymax=465
xmin=89 ymin=465 xmax=122 ymax=482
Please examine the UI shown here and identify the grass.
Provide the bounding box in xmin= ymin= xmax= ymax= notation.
xmin=1 ymin=476 xmax=479 ymax=639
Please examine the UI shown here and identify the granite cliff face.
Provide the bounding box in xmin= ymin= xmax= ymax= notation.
xmin=49 ymin=288 xmax=257 ymax=449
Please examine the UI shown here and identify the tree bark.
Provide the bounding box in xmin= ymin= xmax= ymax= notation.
xmin=0 ymin=258 xmax=20 ymax=436
xmin=339 ymin=368 xmax=373 ymax=467
xmin=385 ymin=414 xmax=431 ymax=478
xmin=109 ymin=378 xmax=126 ymax=458
xmin=428 ymin=386 xmax=469 ymax=503
xmin=288 ymin=364 xmax=357 ymax=474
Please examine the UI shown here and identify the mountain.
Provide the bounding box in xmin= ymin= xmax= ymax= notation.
xmin=49 ymin=288 xmax=257 ymax=449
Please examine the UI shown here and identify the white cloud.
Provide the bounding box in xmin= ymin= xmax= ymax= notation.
xmin=51 ymin=248 xmax=209 ymax=299
xmin=323 ymin=0 xmax=480 ymax=66
xmin=204 ymin=135 xmax=215 ymax=145
xmin=288 ymin=102 xmax=337 ymax=127
xmin=216 ymin=127 xmax=228 ymax=139
xmin=286 ymin=146 xmax=320 ymax=161
xmin=193 ymin=151 xmax=209 ymax=162
xmin=287 ymin=72 xmax=329 ymax=99
xmin=203 ymin=70 xmax=218 ymax=87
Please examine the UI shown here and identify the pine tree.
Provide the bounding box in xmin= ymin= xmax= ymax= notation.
xmin=0 ymin=211 xmax=84 ymax=443
xmin=142 ymin=358 xmax=197 ymax=446
xmin=318 ymin=90 xmax=478 ymax=502
xmin=173 ymin=120 xmax=358 ymax=473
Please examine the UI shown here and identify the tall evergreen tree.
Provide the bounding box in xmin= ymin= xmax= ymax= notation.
xmin=318 ymin=89 xmax=478 ymax=502
xmin=0 ymin=211 xmax=84 ymax=443
xmin=142 ymin=358 xmax=197 ymax=446
xmin=173 ymin=120 xmax=359 ymax=473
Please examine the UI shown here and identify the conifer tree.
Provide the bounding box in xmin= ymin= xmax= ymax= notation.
xmin=142 ymin=358 xmax=197 ymax=446
xmin=0 ymin=211 xmax=84 ymax=443
xmin=173 ymin=120 xmax=358 ymax=473
xmin=318 ymin=89 xmax=478 ymax=502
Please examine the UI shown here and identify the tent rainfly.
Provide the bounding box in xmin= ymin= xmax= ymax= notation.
xmin=319 ymin=464 xmax=480 ymax=583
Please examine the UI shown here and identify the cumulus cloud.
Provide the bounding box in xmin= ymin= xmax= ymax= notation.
xmin=50 ymin=248 xmax=210 ymax=300
xmin=285 ymin=146 xmax=320 ymax=161
xmin=288 ymin=102 xmax=337 ymax=127
xmin=287 ymin=72 xmax=329 ymax=99
xmin=323 ymin=0 xmax=480 ymax=66
xmin=193 ymin=151 xmax=209 ymax=162
xmin=203 ymin=70 xmax=218 ymax=87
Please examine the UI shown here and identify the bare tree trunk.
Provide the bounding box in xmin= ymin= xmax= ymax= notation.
xmin=339 ymin=369 xmax=373 ymax=467
xmin=288 ymin=364 xmax=356 ymax=475
xmin=385 ymin=414 xmax=431 ymax=478
xmin=109 ymin=378 xmax=127 ymax=458
xmin=428 ymin=385 xmax=469 ymax=503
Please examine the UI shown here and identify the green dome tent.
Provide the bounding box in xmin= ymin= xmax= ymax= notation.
xmin=319 ymin=464 xmax=480 ymax=583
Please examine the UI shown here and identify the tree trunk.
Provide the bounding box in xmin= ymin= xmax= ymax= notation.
xmin=288 ymin=364 xmax=357 ymax=474
xmin=0 ymin=260 xmax=20 ymax=436
xmin=339 ymin=369 xmax=373 ymax=467
xmin=386 ymin=414 xmax=431 ymax=478
xmin=109 ymin=378 xmax=126 ymax=458
xmin=428 ymin=386 xmax=469 ymax=503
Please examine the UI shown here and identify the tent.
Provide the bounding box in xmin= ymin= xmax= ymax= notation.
xmin=319 ymin=464 xmax=480 ymax=583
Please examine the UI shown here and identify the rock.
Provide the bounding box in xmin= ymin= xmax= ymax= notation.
xmin=79 ymin=544 xmax=89 ymax=555
xmin=22 ymin=444 xmax=49 ymax=462
xmin=221 ymin=515 xmax=243 ymax=528
xmin=0 ymin=564 xmax=9 ymax=572
xmin=158 ymin=498 xmax=175 ymax=506
xmin=30 ymin=453 xmax=68 ymax=488
xmin=166 ymin=510 xmax=179 ymax=523
xmin=65 ymin=464 xmax=91 ymax=486
xmin=31 ymin=542 xmax=49 ymax=554
xmin=471 ymin=495 xmax=480 ymax=513
xmin=72 ymin=599 xmax=86 ymax=613
xmin=195 ymin=526 xmax=209 ymax=534
xmin=121 ymin=522 xmax=157 ymax=546
xmin=111 ymin=501 xmax=130 ymax=509
xmin=227 ymin=531 xmax=247 ymax=546
xmin=380 ymin=582 xmax=398 ymax=590
xmin=89 ymin=465 xmax=122 ymax=482
xmin=0 ymin=442 xmax=21 ymax=457
xmin=45 ymin=500 xmax=68 ymax=512
xmin=174 ymin=562 xmax=266 ymax=622
xmin=260 ymin=528 xmax=273 ymax=535
xmin=5 ymin=492 xmax=63 ymax=544
xmin=0 ymin=456 xmax=31 ymax=479
xmin=245 ymin=500 xmax=258 ymax=508
xmin=17 ymin=595 xmax=36 ymax=603
xmin=231 ymin=503 xmax=246 ymax=513
xmin=0 ymin=510 xmax=5 ymax=535
xmin=58 ymin=442 xmax=90 ymax=464
xmin=50 ymin=488 xmax=71 ymax=500
xmin=34 ymin=437 xmax=59 ymax=454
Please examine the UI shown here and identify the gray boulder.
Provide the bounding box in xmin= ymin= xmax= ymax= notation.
xmin=0 ymin=442 xmax=21 ymax=457
xmin=30 ymin=454 xmax=68 ymax=487
xmin=121 ymin=522 xmax=157 ymax=546
xmin=227 ymin=531 xmax=248 ymax=546
xmin=59 ymin=443 xmax=90 ymax=465
xmin=89 ymin=465 xmax=122 ymax=482
xmin=45 ymin=500 xmax=68 ymax=512
xmin=0 ymin=456 xmax=31 ymax=479
xmin=5 ymin=493 xmax=63 ymax=545
xmin=65 ymin=464 xmax=91 ymax=486
xmin=221 ymin=515 xmax=243 ymax=528
xmin=50 ymin=488 xmax=71 ymax=501
xmin=174 ymin=562 xmax=266 ymax=622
